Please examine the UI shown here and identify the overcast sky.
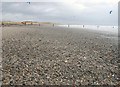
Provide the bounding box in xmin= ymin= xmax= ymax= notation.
xmin=1 ymin=0 xmax=119 ymax=25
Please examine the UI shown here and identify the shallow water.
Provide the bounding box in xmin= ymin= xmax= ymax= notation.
xmin=58 ymin=25 xmax=118 ymax=34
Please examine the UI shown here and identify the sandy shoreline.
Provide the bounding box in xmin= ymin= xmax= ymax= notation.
xmin=2 ymin=25 xmax=119 ymax=85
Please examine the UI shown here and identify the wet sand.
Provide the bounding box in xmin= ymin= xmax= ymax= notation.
xmin=2 ymin=25 xmax=119 ymax=85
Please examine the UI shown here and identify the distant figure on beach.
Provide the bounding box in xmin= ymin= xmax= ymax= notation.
xmin=27 ymin=2 xmax=31 ymax=4
xmin=113 ymin=26 xmax=114 ymax=28
xmin=97 ymin=25 xmax=99 ymax=28
xmin=83 ymin=25 xmax=84 ymax=28
xmin=39 ymin=24 xmax=40 ymax=26
xmin=68 ymin=25 xmax=70 ymax=27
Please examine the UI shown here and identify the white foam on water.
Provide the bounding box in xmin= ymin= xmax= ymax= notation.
xmin=58 ymin=25 xmax=118 ymax=34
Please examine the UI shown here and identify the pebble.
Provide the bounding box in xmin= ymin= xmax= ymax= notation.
xmin=2 ymin=26 xmax=118 ymax=85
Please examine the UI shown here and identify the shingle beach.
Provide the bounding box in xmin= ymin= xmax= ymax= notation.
xmin=2 ymin=25 xmax=119 ymax=85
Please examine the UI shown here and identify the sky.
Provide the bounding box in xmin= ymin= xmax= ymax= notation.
xmin=1 ymin=0 xmax=119 ymax=26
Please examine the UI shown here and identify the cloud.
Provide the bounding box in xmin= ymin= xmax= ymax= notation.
xmin=2 ymin=0 xmax=119 ymax=25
